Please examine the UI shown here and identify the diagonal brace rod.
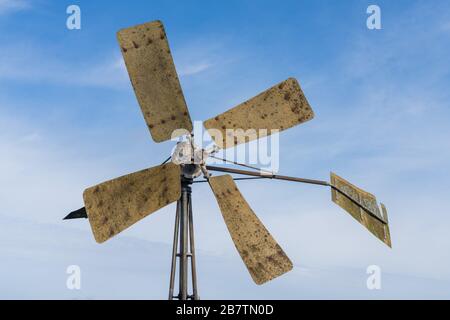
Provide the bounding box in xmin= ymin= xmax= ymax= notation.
xmin=206 ymin=165 xmax=330 ymax=187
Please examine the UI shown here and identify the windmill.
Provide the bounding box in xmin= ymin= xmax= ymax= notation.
xmin=64 ymin=20 xmax=392 ymax=300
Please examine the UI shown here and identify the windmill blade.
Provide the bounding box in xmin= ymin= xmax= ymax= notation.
xmin=330 ymin=173 xmax=392 ymax=248
xmin=209 ymin=175 xmax=293 ymax=285
xmin=84 ymin=163 xmax=181 ymax=243
xmin=204 ymin=78 xmax=314 ymax=149
xmin=117 ymin=20 xmax=193 ymax=143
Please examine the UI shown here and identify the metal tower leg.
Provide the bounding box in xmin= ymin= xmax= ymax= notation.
xmin=168 ymin=177 xmax=199 ymax=300
xmin=188 ymin=194 xmax=199 ymax=300
xmin=179 ymin=182 xmax=189 ymax=300
xmin=168 ymin=201 xmax=180 ymax=300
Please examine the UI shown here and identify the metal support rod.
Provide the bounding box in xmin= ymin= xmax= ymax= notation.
xmin=188 ymin=195 xmax=199 ymax=300
xmin=168 ymin=201 xmax=180 ymax=300
xmin=206 ymin=165 xmax=330 ymax=187
xmin=193 ymin=177 xmax=267 ymax=184
xmin=161 ymin=156 xmax=172 ymax=165
xmin=179 ymin=182 xmax=190 ymax=300
xmin=209 ymin=155 xmax=274 ymax=175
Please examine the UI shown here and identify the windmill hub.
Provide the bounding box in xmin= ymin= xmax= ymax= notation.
xmin=171 ymin=141 xmax=209 ymax=166
xmin=171 ymin=140 xmax=210 ymax=179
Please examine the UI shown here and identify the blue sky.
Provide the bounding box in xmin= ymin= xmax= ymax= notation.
xmin=0 ymin=0 xmax=450 ymax=299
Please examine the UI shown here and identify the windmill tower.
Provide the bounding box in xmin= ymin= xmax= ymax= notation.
xmin=65 ymin=20 xmax=391 ymax=300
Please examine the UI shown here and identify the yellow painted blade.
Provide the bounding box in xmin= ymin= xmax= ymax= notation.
xmin=330 ymin=173 xmax=392 ymax=248
xmin=84 ymin=163 xmax=181 ymax=243
xmin=204 ymin=78 xmax=314 ymax=149
xmin=117 ymin=20 xmax=193 ymax=142
xmin=209 ymin=175 xmax=293 ymax=284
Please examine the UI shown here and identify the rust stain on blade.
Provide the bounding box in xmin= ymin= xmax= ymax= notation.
xmin=84 ymin=163 xmax=181 ymax=243
xmin=209 ymin=175 xmax=293 ymax=284
xmin=330 ymin=173 xmax=392 ymax=248
xmin=204 ymin=78 xmax=314 ymax=149
xmin=117 ymin=20 xmax=192 ymax=142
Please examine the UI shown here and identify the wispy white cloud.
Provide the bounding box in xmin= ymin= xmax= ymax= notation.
xmin=0 ymin=38 xmax=229 ymax=89
xmin=178 ymin=62 xmax=213 ymax=77
xmin=0 ymin=42 xmax=129 ymax=89
xmin=0 ymin=0 xmax=30 ymax=15
xmin=174 ymin=38 xmax=236 ymax=78
xmin=77 ymin=55 xmax=130 ymax=88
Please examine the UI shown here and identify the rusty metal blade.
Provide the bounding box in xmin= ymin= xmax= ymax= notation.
xmin=209 ymin=175 xmax=293 ymax=284
xmin=117 ymin=20 xmax=193 ymax=142
xmin=84 ymin=163 xmax=181 ymax=243
xmin=204 ymin=78 xmax=314 ymax=149
xmin=330 ymin=173 xmax=392 ymax=248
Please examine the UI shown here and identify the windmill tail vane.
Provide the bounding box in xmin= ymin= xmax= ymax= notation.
xmin=64 ymin=20 xmax=392 ymax=300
